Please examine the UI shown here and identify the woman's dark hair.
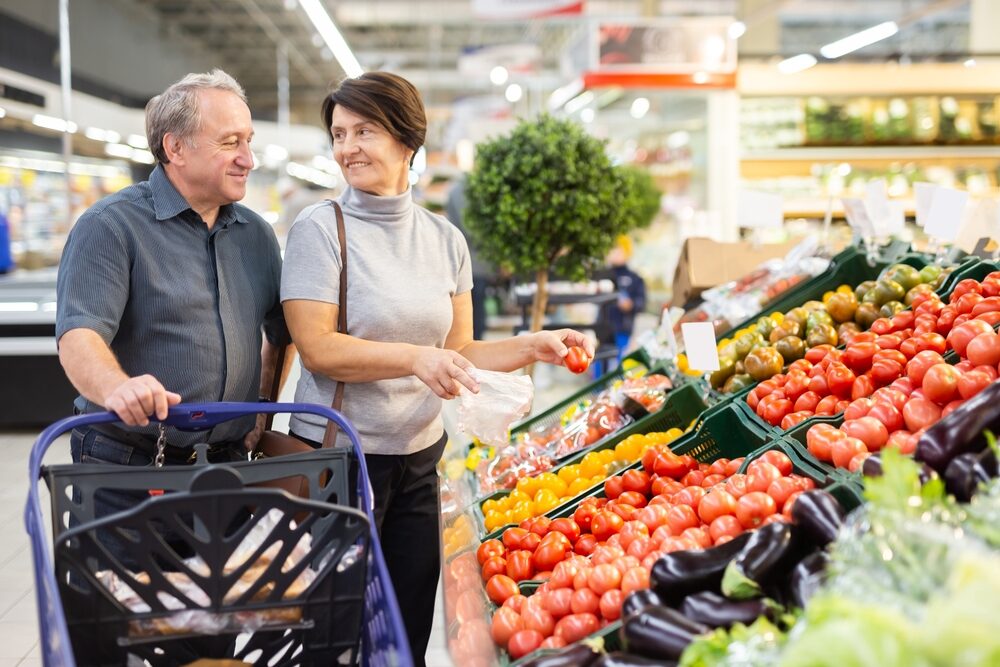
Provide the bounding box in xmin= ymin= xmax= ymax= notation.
xmin=321 ymin=72 xmax=426 ymax=161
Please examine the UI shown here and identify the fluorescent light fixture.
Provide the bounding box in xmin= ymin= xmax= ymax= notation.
xmin=778 ymin=53 xmax=818 ymax=74
xmin=564 ymin=91 xmax=595 ymax=115
xmin=820 ymin=21 xmax=898 ymax=59
xmin=85 ymin=127 xmax=121 ymax=143
xmin=298 ymin=0 xmax=363 ymax=77
xmin=490 ymin=66 xmax=509 ymax=86
xmin=32 ymin=114 xmax=77 ymax=133
xmin=505 ymin=83 xmax=523 ymax=103
xmin=127 ymin=134 xmax=148 ymax=149
xmin=728 ymin=21 xmax=746 ymax=40
xmin=580 ymin=108 xmax=595 ymax=124
xmin=630 ymin=97 xmax=650 ymax=119
xmin=105 ymin=143 xmax=134 ymax=158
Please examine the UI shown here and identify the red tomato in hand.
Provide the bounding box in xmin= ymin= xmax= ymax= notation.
xmin=564 ymin=346 xmax=591 ymax=374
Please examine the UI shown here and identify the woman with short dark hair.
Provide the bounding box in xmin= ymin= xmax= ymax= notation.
xmin=281 ymin=71 xmax=593 ymax=663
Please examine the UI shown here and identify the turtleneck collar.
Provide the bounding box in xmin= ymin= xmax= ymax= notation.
xmin=339 ymin=185 xmax=413 ymax=225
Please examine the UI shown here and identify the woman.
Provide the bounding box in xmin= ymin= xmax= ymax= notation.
xmin=280 ymin=71 xmax=593 ymax=664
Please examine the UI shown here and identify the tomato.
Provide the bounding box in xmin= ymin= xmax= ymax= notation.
xmin=806 ymin=423 xmax=845 ymax=462
xmin=841 ymin=416 xmax=889 ymax=451
xmin=665 ymin=504 xmax=700 ymax=535
xmin=478 ymin=539 xmax=505 ymax=566
xmin=958 ymin=369 xmax=993 ymax=399
xmin=486 ymin=574 xmax=520 ymax=605
xmin=697 ymin=489 xmax=738 ymax=523
xmin=620 ymin=566 xmax=650 ymax=596
xmin=866 ymin=401 xmax=904 ymax=433
xmin=844 ymin=342 xmax=877 ymax=373
xmin=574 ymin=534 xmax=597 ymax=556
xmin=922 ymin=363 xmax=961 ymax=405
xmin=507 ymin=629 xmax=545 ymax=660
xmin=844 ymin=397 xmax=874 ymax=420
xmin=831 ymin=436 xmax=868 ymax=469
xmin=947 ymin=320 xmax=995 ymax=357
xmin=902 ymin=397 xmax=942 ymax=432
xmin=482 ymin=555 xmax=508 ymax=581
xmin=590 ymin=511 xmax=624 ymax=542
xmin=826 ymin=363 xmax=857 ymax=399
xmin=604 ymin=476 xmax=624 ymax=500
xmin=553 ymin=613 xmax=600 ymax=644
xmin=766 ymin=477 xmax=801 ymax=509
xmin=736 ymin=491 xmax=777 ymax=529
xmin=564 ymin=346 xmax=591 ymax=374
xmin=907 ymin=350 xmax=947 ymax=385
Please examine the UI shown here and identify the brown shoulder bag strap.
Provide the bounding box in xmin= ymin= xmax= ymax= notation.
xmin=322 ymin=201 xmax=348 ymax=448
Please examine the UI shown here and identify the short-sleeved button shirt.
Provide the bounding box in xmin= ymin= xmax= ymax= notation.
xmin=56 ymin=165 xmax=285 ymax=445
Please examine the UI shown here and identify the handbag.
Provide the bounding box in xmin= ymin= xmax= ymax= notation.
xmin=253 ymin=200 xmax=349 ymax=494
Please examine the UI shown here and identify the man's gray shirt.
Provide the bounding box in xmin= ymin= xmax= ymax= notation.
xmin=56 ymin=165 xmax=285 ymax=445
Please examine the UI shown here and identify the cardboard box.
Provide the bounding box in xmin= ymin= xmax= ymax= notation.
xmin=671 ymin=237 xmax=800 ymax=308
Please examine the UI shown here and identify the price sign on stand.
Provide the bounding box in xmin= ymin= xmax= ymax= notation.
xmin=737 ymin=190 xmax=784 ymax=230
xmin=924 ymin=187 xmax=969 ymax=242
xmin=681 ymin=322 xmax=720 ymax=371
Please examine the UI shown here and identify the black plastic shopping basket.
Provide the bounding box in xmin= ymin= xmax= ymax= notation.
xmin=24 ymin=402 xmax=413 ymax=667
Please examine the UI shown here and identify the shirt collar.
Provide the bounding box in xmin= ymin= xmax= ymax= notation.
xmin=150 ymin=164 xmax=247 ymax=226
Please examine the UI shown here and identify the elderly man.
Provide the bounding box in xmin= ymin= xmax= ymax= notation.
xmin=56 ymin=69 xmax=287 ymax=480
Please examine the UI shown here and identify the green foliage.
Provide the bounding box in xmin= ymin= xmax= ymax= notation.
xmin=464 ymin=114 xmax=654 ymax=282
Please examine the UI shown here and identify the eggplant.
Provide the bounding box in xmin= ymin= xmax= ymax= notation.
xmin=518 ymin=644 xmax=601 ymax=667
xmin=650 ymin=531 xmax=752 ymax=603
xmin=621 ymin=588 xmax=665 ymax=618
xmin=721 ymin=522 xmax=803 ymax=600
xmin=916 ymin=380 xmax=1000 ymax=472
xmin=788 ymin=551 xmax=829 ymax=609
xmin=680 ymin=591 xmax=771 ymax=628
xmin=593 ymin=652 xmax=676 ymax=667
xmin=943 ymin=448 xmax=997 ymax=502
xmin=789 ymin=489 xmax=844 ymax=547
xmin=620 ymin=604 xmax=707 ymax=662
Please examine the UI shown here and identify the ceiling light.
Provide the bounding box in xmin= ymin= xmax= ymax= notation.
xmin=298 ymin=0 xmax=363 ymax=77
xmin=564 ymin=91 xmax=594 ymax=115
xmin=820 ymin=21 xmax=898 ymax=59
xmin=630 ymin=97 xmax=650 ymax=119
xmin=490 ymin=66 xmax=509 ymax=86
xmin=505 ymin=83 xmax=523 ymax=103
xmin=580 ymin=108 xmax=595 ymax=123
xmin=778 ymin=54 xmax=818 ymax=74
xmin=85 ymin=127 xmax=121 ymax=143
xmin=104 ymin=143 xmax=133 ymax=159
xmin=126 ymin=134 xmax=148 ymax=149
xmin=728 ymin=21 xmax=746 ymax=40
xmin=32 ymin=114 xmax=76 ymax=133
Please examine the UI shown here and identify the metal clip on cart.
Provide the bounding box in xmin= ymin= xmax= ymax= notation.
xmin=24 ymin=402 xmax=413 ymax=667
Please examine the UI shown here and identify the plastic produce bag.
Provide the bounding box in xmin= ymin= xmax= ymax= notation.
xmin=457 ymin=369 xmax=534 ymax=447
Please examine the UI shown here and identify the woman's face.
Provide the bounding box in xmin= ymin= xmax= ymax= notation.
xmin=330 ymin=105 xmax=412 ymax=197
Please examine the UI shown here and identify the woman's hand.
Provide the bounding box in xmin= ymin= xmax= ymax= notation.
xmin=412 ymin=347 xmax=480 ymax=400
xmin=530 ymin=329 xmax=596 ymax=367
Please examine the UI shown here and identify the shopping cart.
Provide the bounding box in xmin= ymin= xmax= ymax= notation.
xmin=24 ymin=402 xmax=414 ymax=667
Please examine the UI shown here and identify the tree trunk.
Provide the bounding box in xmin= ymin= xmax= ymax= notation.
xmin=526 ymin=269 xmax=549 ymax=377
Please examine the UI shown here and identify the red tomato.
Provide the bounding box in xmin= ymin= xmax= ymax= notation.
xmin=590 ymin=511 xmax=624 ymax=542
xmin=736 ymin=492 xmax=778 ymax=529
xmin=507 ymin=629 xmax=545 ymax=660
xmin=486 ymin=574 xmax=520 ymax=605
xmin=482 ymin=556 xmax=508 ymax=582
xmin=841 ymin=416 xmax=889 ymax=451
xmin=767 ymin=477 xmax=801 ymax=509
xmin=831 ymin=436 xmax=868 ymax=469
xmin=666 ymin=504 xmax=700 ymax=535
xmin=564 ymin=346 xmax=591 ymax=374
xmin=907 ymin=350 xmax=947 ymax=385
xmin=697 ymin=489 xmax=738 ymax=523
xmin=553 ymin=613 xmax=600 ymax=644
xmin=902 ymin=397 xmax=942 ymax=432
xmin=922 ymin=363 xmax=961 ymax=405
xmin=478 ymin=539 xmax=505 ymax=566
xmin=491 ymin=607 xmax=524 ymax=647
xmin=958 ymin=369 xmax=993 ymax=399
xmin=947 ymin=320 xmax=995 ymax=357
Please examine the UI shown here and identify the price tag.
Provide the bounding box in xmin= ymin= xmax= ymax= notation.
xmin=924 ymin=187 xmax=969 ymax=242
xmin=681 ymin=322 xmax=720 ymax=371
xmin=864 ymin=179 xmax=891 ymax=235
xmin=913 ymin=182 xmax=938 ymax=228
xmin=842 ymin=198 xmax=876 ymax=238
xmin=737 ymin=189 xmax=784 ymax=229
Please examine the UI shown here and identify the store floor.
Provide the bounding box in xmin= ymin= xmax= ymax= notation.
xmin=0 ymin=323 xmax=639 ymax=665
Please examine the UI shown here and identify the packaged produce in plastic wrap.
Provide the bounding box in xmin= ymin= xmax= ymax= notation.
xmin=456 ymin=369 xmax=534 ymax=447
xmin=97 ymin=509 xmax=316 ymax=637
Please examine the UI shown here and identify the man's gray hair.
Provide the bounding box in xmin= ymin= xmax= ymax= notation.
xmin=145 ymin=69 xmax=247 ymax=164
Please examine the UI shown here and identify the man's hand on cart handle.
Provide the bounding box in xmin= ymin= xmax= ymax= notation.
xmin=103 ymin=375 xmax=181 ymax=427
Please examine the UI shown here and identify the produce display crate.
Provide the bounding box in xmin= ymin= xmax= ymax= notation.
xmin=476 ymin=382 xmax=709 ymax=541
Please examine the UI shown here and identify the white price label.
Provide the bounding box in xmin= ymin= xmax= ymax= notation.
xmin=737 ymin=190 xmax=784 ymax=229
xmin=681 ymin=322 xmax=720 ymax=372
xmin=924 ymin=187 xmax=969 ymax=242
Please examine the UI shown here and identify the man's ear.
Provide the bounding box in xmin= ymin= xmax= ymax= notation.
xmin=162 ymin=132 xmax=186 ymax=166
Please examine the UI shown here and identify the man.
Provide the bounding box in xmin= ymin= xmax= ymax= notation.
xmin=56 ymin=69 xmax=287 ymax=481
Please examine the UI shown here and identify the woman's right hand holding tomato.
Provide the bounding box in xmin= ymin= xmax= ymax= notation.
xmin=411 ymin=346 xmax=480 ymax=399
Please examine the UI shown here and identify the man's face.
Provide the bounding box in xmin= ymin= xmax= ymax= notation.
xmin=172 ymin=89 xmax=254 ymax=209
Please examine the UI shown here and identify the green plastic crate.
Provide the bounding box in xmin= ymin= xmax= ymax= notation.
xmin=477 ymin=383 xmax=709 ymax=540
